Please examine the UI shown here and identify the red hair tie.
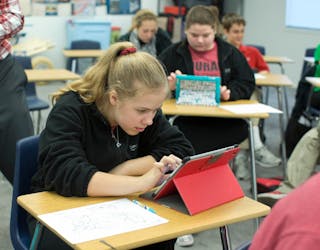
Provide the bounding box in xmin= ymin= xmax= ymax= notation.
xmin=119 ymin=47 xmax=137 ymax=56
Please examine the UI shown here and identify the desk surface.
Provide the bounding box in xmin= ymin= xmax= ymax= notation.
xmin=162 ymin=99 xmax=269 ymax=119
xmin=18 ymin=192 xmax=270 ymax=250
xmin=25 ymin=69 xmax=81 ymax=82
xmin=306 ymin=76 xmax=320 ymax=87
xmin=255 ymin=73 xmax=294 ymax=87
xmin=63 ymin=49 xmax=104 ymax=58
xmin=263 ymin=55 xmax=294 ymax=64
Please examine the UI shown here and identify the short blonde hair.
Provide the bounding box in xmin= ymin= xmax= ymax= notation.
xmin=52 ymin=42 xmax=169 ymax=109
xmin=130 ymin=9 xmax=157 ymax=31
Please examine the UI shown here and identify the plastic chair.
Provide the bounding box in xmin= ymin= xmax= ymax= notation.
xmin=301 ymin=47 xmax=316 ymax=78
xmin=247 ymin=44 xmax=266 ymax=55
xmin=66 ymin=39 xmax=101 ymax=74
xmin=10 ymin=135 xmax=40 ymax=250
xmin=14 ymin=56 xmax=50 ymax=134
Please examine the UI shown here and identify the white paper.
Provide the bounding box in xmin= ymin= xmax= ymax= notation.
xmin=306 ymin=77 xmax=320 ymax=86
xmin=38 ymin=198 xmax=168 ymax=244
xmin=254 ymin=73 xmax=266 ymax=79
xmin=220 ymin=103 xmax=283 ymax=114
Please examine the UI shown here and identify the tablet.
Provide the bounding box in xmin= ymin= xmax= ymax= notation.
xmin=175 ymin=74 xmax=221 ymax=106
xmin=152 ymin=145 xmax=239 ymax=199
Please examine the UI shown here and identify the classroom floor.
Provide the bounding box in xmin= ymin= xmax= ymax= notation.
xmin=0 ymin=82 xmax=294 ymax=250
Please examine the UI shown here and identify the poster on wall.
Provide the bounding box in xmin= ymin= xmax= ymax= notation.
xmin=71 ymin=0 xmax=95 ymax=16
xmin=107 ymin=0 xmax=140 ymax=14
xmin=30 ymin=0 xmax=107 ymax=16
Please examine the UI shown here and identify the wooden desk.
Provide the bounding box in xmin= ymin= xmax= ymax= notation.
xmin=255 ymin=73 xmax=294 ymax=88
xmin=25 ymin=69 xmax=81 ymax=82
xmin=63 ymin=49 xmax=104 ymax=58
xmin=162 ymin=99 xmax=269 ymax=202
xmin=263 ymin=55 xmax=294 ymax=65
xmin=162 ymin=99 xmax=269 ymax=119
xmin=255 ymin=73 xmax=294 ymax=173
xmin=18 ymin=191 xmax=270 ymax=250
xmin=63 ymin=49 xmax=104 ymax=73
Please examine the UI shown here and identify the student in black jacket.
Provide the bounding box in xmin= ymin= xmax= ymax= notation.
xmin=28 ymin=42 xmax=194 ymax=250
xmin=118 ymin=9 xmax=172 ymax=56
xmin=158 ymin=5 xmax=255 ymax=154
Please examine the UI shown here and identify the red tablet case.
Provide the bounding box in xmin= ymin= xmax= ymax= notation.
xmin=153 ymin=147 xmax=244 ymax=215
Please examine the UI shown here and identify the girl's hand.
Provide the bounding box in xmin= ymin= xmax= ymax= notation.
xmin=159 ymin=154 xmax=182 ymax=172
xmin=220 ymin=85 xmax=231 ymax=101
xmin=140 ymin=154 xmax=182 ymax=191
xmin=167 ymin=70 xmax=182 ymax=91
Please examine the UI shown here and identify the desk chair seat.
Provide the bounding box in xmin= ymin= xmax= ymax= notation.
xmin=301 ymin=48 xmax=316 ymax=78
xmin=10 ymin=135 xmax=39 ymax=250
xmin=246 ymin=44 xmax=266 ymax=55
xmin=14 ymin=56 xmax=50 ymax=134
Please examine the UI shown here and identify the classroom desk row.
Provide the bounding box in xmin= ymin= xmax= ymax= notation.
xmin=19 ymin=192 xmax=270 ymax=250
xmin=63 ymin=49 xmax=294 ymax=65
xmin=19 ymin=68 xmax=279 ymax=249
xmin=24 ymin=67 xmax=291 ymax=199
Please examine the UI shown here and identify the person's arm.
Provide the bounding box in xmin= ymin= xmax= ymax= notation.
xmin=35 ymin=95 xmax=187 ymax=197
xmin=0 ymin=0 xmax=24 ymax=40
xmin=223 ymin=47 xmax=256 ymax=101
xmin=88 ymin=153 xmax=182 ymax=196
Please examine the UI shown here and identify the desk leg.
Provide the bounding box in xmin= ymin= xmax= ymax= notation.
xmin=220 ymin=226 xmax=231 ymax=250
xmin=247 ymin=119 xmax=258 ymax=201
xmin=276 ymin=87 xmax=288 ymax=176
xmin=278 ymin=63 xmax=290 ymax=122
xmin=71 ymin=59 xmax=77 ymax=73
xmin=29 ymin=221 xmax=43 ymax=250
xmin=247 ymin=119 xmax=260 ymax=230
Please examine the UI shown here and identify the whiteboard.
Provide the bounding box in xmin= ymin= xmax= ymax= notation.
xmin=286 ymin=0 xmax=320 ymax=30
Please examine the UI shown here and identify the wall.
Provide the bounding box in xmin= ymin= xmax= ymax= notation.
xmin=241 ymin=0 xmax=320 ymax=83
xmin=20 ymin=0 xmax=163 ymax=69
xmin=21 ymin=0 xmax=320 ymax=83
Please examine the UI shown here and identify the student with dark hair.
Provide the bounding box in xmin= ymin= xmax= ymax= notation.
xmin=159 ymin=5 xmax=255 ymax=247
xmin=159 ymin=5 xmax=255 ymax=155
xmin=28 ymin=42 xmax=194 ymax=250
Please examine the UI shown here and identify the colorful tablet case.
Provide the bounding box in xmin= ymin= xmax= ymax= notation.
xmin=175 ymin=75 xmax=221 ymax=106
xmin=141 ymin=146 xmax=244 ymax=215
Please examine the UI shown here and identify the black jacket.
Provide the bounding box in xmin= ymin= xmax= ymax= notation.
xmin=118 ymin=28 xmax=172 ymax=56
xmin=31 ymin=91 xmax=194 ymax=196
xmin=158 ymin=36 xmax=255 ymax=101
